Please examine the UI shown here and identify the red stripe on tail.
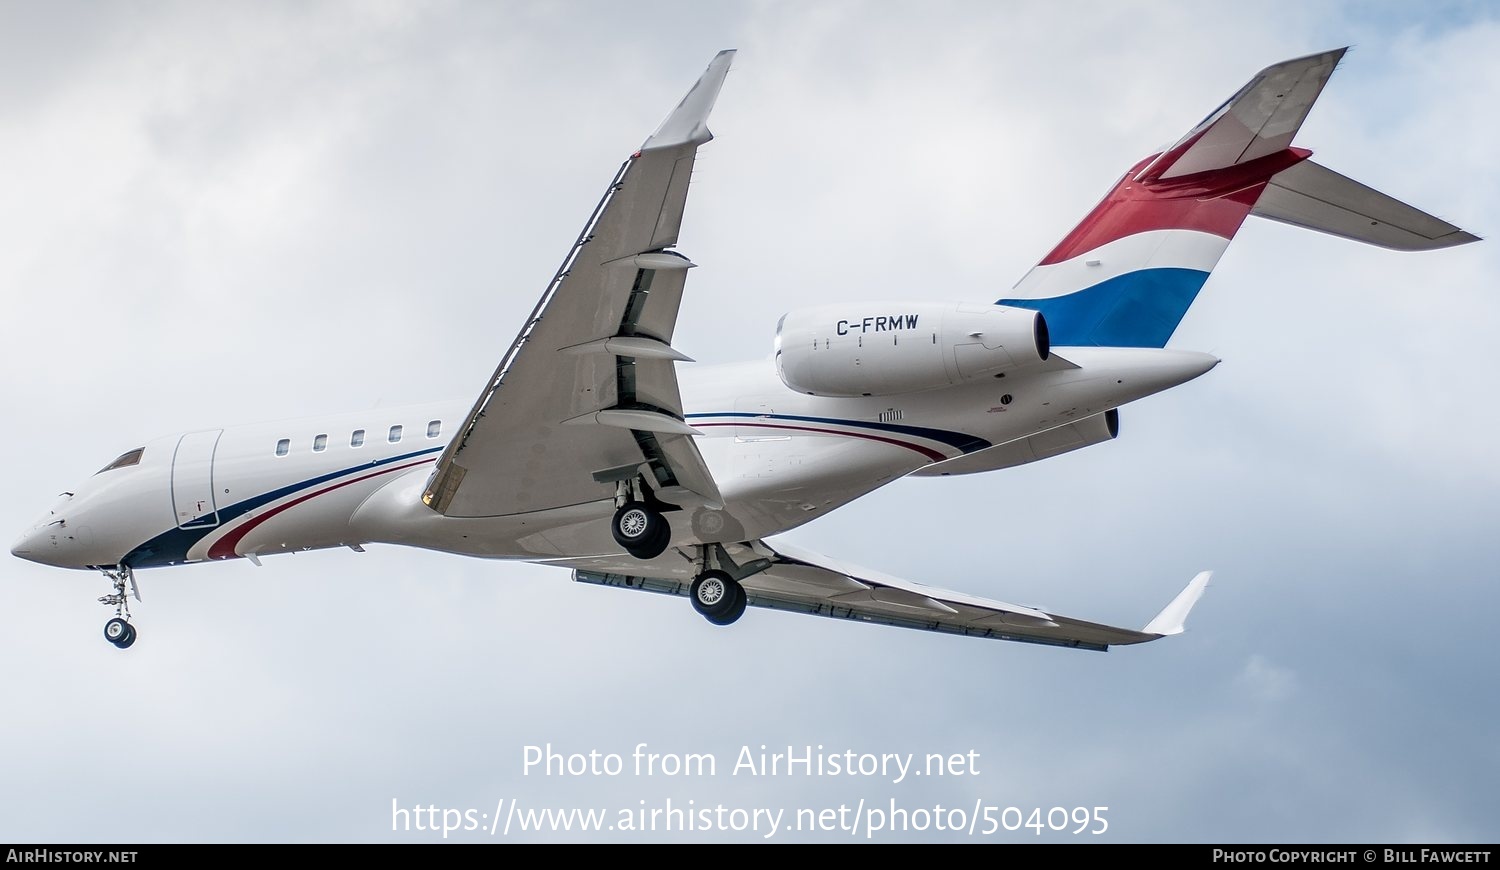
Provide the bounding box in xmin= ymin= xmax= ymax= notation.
xmin=1038 ymin=148 xmax=1310 ymax=266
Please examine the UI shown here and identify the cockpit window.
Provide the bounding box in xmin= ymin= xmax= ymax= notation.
xmin=97 ymin=448 xmax=144 ymax=474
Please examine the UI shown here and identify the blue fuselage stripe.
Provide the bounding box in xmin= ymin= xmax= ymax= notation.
xmin=124 ymin=446 xmax=443 ymax=568
xmin=686 ymin=412 xmax=991 ymax=454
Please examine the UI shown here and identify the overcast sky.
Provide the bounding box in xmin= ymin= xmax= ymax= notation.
xmin=2 ymin=0 xmax=1497 ymax=844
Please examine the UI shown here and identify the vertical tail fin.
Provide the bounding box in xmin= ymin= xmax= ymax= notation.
xmin=999 ymin=48 xmax=1475 ymax=349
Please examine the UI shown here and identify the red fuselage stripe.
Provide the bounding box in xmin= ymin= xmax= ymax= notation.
xmin=206 ymin=458 xmax=435 ymax=560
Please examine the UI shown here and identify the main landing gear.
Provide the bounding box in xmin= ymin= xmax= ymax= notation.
xmin=603 ymin=474 xmax=764 ymax=628
xmin=690 ymin=569 xmax=746 ymax=625
xmin=98 ymin=565 xmax=139 ymax=649
xmin=687 ymin=544 xmax=770 ymax=627
xmin=612 ymin=501 xmax=670 ymax=559
xmin=609 ymin=476 xmax=673 ymax=560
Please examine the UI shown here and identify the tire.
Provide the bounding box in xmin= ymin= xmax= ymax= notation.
xmin=115 ymin=624 xmax=137 ymax=649
xmin=690 ymin=570 xmax=741 ymax=621
xmin=614 ymin=502 xmax=669 ymax=559
xmin=706 ymin=583 xmax=748 ymax=626
xmin=631 ymin=520 xmax=672 ymax=560
xmin=104 ymin=618 xmax=129 ymax=644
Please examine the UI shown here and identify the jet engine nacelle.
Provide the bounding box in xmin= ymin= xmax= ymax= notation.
xmin=775 ymin=301 xmax=1049 ymax=397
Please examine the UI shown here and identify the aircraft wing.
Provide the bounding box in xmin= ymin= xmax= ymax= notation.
xmin=423 ymin=51 xmax=735 ymax=518
xmin=570 ymin=540 xmax=1212 ymax=652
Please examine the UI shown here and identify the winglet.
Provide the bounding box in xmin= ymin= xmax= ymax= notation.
xmin=1143 ymin=571 xmax=1213 ymax=636
xmin=642 ymin=49 xmax=736 ymax=151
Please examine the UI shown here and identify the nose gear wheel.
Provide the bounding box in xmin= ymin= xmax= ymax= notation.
xmin=97 ymin=565 xmax=140 ymax=649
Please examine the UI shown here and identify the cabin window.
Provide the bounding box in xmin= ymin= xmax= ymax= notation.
xmin=427 ymin=420 xmax=442 ymax=438
xmin=351 ymin=429 xmax=365 ymax=448
xmin=388 ymin=424 xmax=403 ymax=443
xmin=96 ymin=448 xmax=144 ymax=474
xmin=275 ymin=439 xmax=290 ymax=457
xmin=313 ymin=434 xmax=328 ymax=453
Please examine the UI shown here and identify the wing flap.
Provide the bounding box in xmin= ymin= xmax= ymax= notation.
xmin=655 ymin=434 xmax=724 ymax=508
xmin=651 ymin=156 xmax=697 ymax=250
xmin=829 ymin=586 xmax=960 ymax=616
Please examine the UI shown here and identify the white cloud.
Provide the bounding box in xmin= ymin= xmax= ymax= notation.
xmin=1237 ymin=654 xmax=1299 ymax=704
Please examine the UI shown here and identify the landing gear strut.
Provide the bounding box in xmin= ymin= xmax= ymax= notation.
xmin=98 ymin=565 xmax=139 ymax=649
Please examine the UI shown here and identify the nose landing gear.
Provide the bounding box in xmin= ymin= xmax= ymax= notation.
xmin=104 ymin=617 xmax=136 ymax=649
xmin=98 ymin=565 xmax=139 ymax=649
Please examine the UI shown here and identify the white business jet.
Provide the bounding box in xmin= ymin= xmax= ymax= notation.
xmin=12 ymin=49 xmax=1474 ymax=651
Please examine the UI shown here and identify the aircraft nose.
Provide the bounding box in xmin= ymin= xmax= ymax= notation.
xmin=11 ymin=527 xmax=39 ymax=561
xmin=11 ymin=521 xmax=70 ymax=567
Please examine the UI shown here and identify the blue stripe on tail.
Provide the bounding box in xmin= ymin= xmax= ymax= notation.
xmin=999 ymin=267 xmax=1210 ymax=348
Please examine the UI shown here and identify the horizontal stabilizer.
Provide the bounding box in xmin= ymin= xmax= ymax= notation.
xmin=1252 ymin=159 xmax=1479 ymax=250
xmin=1143 ymin=570 xmax=1212 ymax=636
